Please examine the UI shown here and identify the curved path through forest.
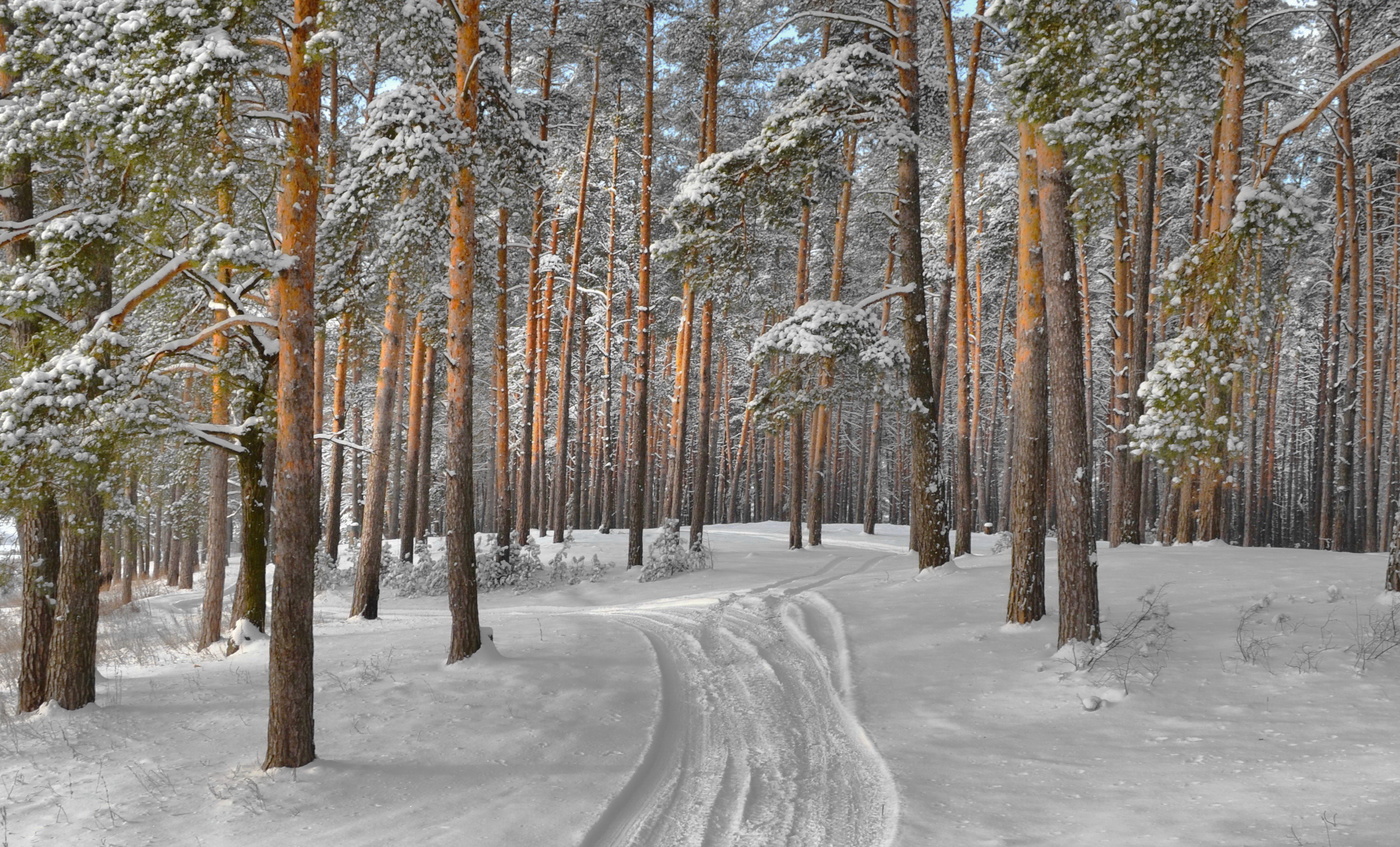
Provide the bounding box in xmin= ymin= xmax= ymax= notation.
xmin=577 ymin=537 xmax=902 ymax=847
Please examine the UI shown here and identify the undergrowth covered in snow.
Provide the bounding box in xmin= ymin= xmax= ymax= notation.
xmin=639 ymin=521 xmax=712 ymax=582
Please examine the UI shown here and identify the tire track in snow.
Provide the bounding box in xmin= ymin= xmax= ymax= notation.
xmin=581 ymin=572 xmax=899 ymax=847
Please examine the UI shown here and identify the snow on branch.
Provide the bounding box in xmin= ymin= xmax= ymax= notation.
xmin=178 ymin=422 xmax=247 ymax=454
xmin=752 ymin=300 xmax=906 ymax=371
xmin=1257 ymin=39 xmax=1400 ymax=181
xmin=0 ymin=204 xmax=80 ymax=249
xmin=147 ymin=314 xmax=280 ymax=364
xmin=180 ymin=267 xmax=249 ymax=313
xmin=96 ymin=256 xmax=195 ymax=330
xmin=762 ymin=11 xmax=899 ymax=54
xmin=855 ymin=285 xmax=915 ymax=310
xmin=313 ymin=432 xmax=372 ymax=453
xmin=32 ymin=305 xmax=83 ymax=333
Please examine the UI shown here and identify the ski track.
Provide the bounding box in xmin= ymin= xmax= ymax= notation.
xmin=580 ymin=551 xmax=901 ymax=847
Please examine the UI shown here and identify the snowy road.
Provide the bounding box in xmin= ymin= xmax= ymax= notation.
xmin=580 ymin=545 xmax=901 ymax=847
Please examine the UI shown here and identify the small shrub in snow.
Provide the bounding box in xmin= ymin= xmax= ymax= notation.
xmin=476 ymin=535 xmax=544 ymax=592
xmin=383 ymin=540 xmax=448 ymax=598
xmin=989 ymin=531 xmax=1012 ymax=555
xmin=543 ymin=543 xmax=614 ymax=587
xmin=382 ymin=535 xmax=615 ymax=596
xmin=1285 ymin=615 xmax=1337 ymax=675
xmin=1234 ymin=597 xmax=1280 ymax=670
xmin=314 ymin=548 xmax=355 ymax=593
xmin=639 ymin=521 xmax=712 ymax=583
xmin=1061 ymin=586 xmax=1173 ymax=693
xmin=1346 ymin=603 xmax=1400 ymax=673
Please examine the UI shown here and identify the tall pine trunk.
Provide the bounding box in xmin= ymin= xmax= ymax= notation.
xmin=416 ymin=348 xmax=437 ymax=541
xmin=788 ymin=185 xmax=813 ymax=550
xmin=893 ymin=0 xmax=951 ymax=570
xmin=938 ymin=0 xmax=983 ymax=559
xmin=350 ymin=270 xmax=409 ymax=619
xmin=264 ymin=0 xmax=321 ymax=769
xmin=627 ymin=1 xmax=656 ymax=570
xmin=399 ymin=316 xmax=427 ymax=561
xmin=445 ymin=0 xmax=483 ymax=663
xmin=493 ymin=17 xmax=513 ymax=552
xmin=1038 ymin=135 xmax=1100 ymax=646
xmin=4 ymin=22 xmax=63 ymax=711
xmin=808 ymin=134 xmax=856 ymax=547
xmin=515 ymin=0 xmax=561 ymax=547
xmin=1120 ymin=128 xmax=1158 ymax=544
xmin=199 ymin=91 xmax=237 ymax=650
xmin=689 ymin=301 xmax=715 ymax=550
xmin=324 ymin=314 xmax=352 ymax=560
xmin=599 ymin=81 xmax=623 ymax=535
xmin=1007 ymin=122 xmax=1047 ymax=623
xmin=552 ymin=56 xmax=601 ymax=543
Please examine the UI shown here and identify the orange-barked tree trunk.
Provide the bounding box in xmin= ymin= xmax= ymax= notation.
xmin=349 ymin=274 xmax=409 ymax=620
xmin=445 ymin=0 xmax=483 ymax=663
xmin=265 ymin=0 xmax=321 ymax=770
xmin=551 ymin=54 xmax=601 ymax=543
xmin=1007 ymin=122 xmax=1048 ymax=623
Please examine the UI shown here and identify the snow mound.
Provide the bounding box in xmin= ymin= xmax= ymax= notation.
xmin=445 ymin=626 xmax=504 ymax=666
xmin=227 ymin=618 xmax=267 ymax=655
xmin=914 ymin=561 xmax=962 ymax=581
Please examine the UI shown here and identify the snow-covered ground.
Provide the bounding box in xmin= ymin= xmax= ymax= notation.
xmin=2 ymin=523 xmax=1397 ymax=846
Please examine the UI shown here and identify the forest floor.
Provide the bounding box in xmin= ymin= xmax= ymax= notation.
xmin=2 ymin=523 xmax=1398 ymax=846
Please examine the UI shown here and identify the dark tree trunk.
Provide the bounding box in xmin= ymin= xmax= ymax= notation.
xmin=627 ymin=1 xmax=656 ymax=571
xmin=1038 ymin=136 xmax=1100 ymax=646
xmin=1119 ymin=128 xmax=1158 ymax=544
xmin=416 ymin=348 xmax=437 ymax=541
xmin=689 ymin=301 xmax=715 ymax=550
xmin=45 ymin=492 xmax=104 ymax=710
xmin=231 ymin=419 xmax=269 ymax=632
xmin=4 ymin=80 xmax=62 ymax=709
xmin=399 ymin=316 xmax=427 ymax=561
xmin=893 ymin=0 xmax=951 ymax=570
xmin=16 ymin=499 xmax=60 ymax=712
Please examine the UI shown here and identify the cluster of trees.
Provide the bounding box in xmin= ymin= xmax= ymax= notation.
xmin=3 ymin=0 xmax=1399 ymax=768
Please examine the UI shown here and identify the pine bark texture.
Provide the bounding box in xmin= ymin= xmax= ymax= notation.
xmin=324 ymin=315 xmax=352 ymax=560
xmin=350 ymin=270 xmax=408 ymax=620
xmin=400 ymin=316 xmax=427 ymax=561
xmin=45 ymin=493 xmax=104 ymax=710
xmin=445 ymin=0 xmax=483 ymax=664
xmin=1007 ymin=122 xmax=1047 ymax=624
xmin=627 ymin=1 xmax=656 ymax=571
xmin=893 ymin=0 xmax=951 ymax=570
xmin=551 ymin=56 xmax=601 ymax=544
xmin=265 ymin=0 xmax=321 ymax=770
xmin=16 ymin=501 xmax=60 ymax=712
xmin=1038 ymin=137 xmax=1100 ymax=646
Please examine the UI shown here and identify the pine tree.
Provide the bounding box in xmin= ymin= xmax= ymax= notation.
xmin=264 ymin=0 xmax=322 ymax=770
